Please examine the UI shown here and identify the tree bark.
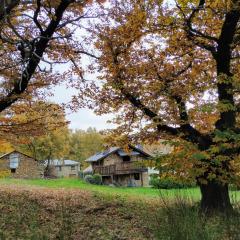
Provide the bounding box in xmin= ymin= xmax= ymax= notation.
xmin=199 ymin=181 xmax=232 ymax=212
xmin=0 ymin=0 xmax=20 ymax=21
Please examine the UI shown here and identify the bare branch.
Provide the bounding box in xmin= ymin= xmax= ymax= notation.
xmin=75 ymin=50 xmax=100 ymax=59
xmin=33 ymin=0 xmax=44 ymax=34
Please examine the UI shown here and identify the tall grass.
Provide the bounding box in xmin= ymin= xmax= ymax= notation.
xmin=153 ymin=194 xmax=240 ymax=240
xmin=1 ymin=180 xmax=240 ymax=239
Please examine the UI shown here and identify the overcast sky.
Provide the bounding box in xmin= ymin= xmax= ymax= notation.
xmin=51 ymin=84 xmax=114 ymax=131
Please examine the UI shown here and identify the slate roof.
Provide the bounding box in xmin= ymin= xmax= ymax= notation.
xmin=44 ymin=159 xmax=80 ymax=166
xmin=85 ymin=147 xmax=119 ymax=162
xmin=117 ymin=149 xmax=140 ymax=157
xmin=85 ymin=145 xmax=151 ymax=162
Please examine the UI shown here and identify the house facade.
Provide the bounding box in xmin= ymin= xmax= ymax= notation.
xmin=46 ymin=160 xmax=80 ymax=178
xmin=85 ymin=146 xmax=152 ymax=187
xmin=0 ymin=150 xmax=44 ymax=178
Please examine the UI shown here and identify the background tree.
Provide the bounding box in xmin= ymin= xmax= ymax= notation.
xmin=21 ymin=127 xmax=70 ymax=160
xmin=18 ymin=126 xmax=104 ymax=166
xmin=0 ymin=140 xmax=14 ymax=155
xmin=80 ymin=0 xmax=240 ymax=212
xmin=68 ymin=127 xmax=104 ymax=166
xmin=0 ymin=101 xmax=68 ymax=143
xmin=14 ymin=101 xmax=69 ymax=156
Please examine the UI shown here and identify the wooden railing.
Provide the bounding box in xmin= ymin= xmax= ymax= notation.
xmin=94 ymin=164 xmax=116 ymax=175
xmin=93 ymin=161 xmax=147 ymax=175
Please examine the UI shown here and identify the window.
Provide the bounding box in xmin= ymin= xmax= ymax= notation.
xmin=58 ymin=166 xmax=62 ymax=171
xmin=71 ymin=166 xmax=76 ymax=171
xmin=122 ymin=156 xmax=130 ymax=162
xmin=134 ymin=173 xmax=140 ymax=180
xmin=9 ymin=153 xmax=19 ymax=169
xmin=11 ymin=168 xmax=16 ymax=173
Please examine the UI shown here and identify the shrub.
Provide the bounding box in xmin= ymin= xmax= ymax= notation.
xmin=84 ymin=175 xmax=93 ymax=183
xmin=78 ymin=171 xmax=84 ymax=179
xmin=92 ymin=174 xmax=102 ymax=185
xmin=0 ymin=170 xmax=10 ymax=178
xmin=149 ymin=176 xmax=195 ymax=189
xmin=84 ymin=174 xmax=102 ymax=185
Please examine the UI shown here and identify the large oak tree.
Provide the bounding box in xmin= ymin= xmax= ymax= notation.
xmin=83 ymin=0 xmax=240 ymax=211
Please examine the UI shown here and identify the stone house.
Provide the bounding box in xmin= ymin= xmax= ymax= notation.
xmin=0 ymin=150 xmax=44 ymax=178
xmin=85 ymin=145 xmax=152 ymax=187
xmin=45 ymin=159 xmax=80 ymax=178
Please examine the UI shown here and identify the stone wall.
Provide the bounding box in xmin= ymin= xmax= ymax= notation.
xmin=103 ymin=153 xmax=123 ymax=166
xmin=0 ymin=152 xmax=43 ymax=179
xmin=142 ymin=172 xmax=149 ymax=186
xmin=103 ymin=153 xmax=147 ymax=166
xmin=50 ymin=164 xmax=80 ymax=178
xmin=131 ymin=155 xmax=146 ymax=162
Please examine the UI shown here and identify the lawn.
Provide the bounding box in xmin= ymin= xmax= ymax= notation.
xmin=0 ymin=178 xmax=240 ymax=202
xmin=0 ymin=178 xmax=201 ymax=200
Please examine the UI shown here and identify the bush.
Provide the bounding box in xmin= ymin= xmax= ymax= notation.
xmin=78 ymin=171 xmax=84 ymax=179
xmin=0 ymin=170 xmax=10 ymax=178
xmin=84 ymin=175 xmax=93 ymax=183
xmin=149 ymin=176 xmax=195 ymax=189
xmin=92 ymin=174 xmax=102 ymax=185
xmin=84 ymin=174 xmax=102 ymax=185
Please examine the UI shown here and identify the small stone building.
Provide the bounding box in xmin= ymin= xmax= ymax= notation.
xmin=0 ymin=150 xmax=44 ymax=179
xmin=45 ymin=159 xmax=80 ymax=178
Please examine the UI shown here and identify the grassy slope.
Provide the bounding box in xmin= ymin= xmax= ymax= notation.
xmin=0 ymin=179 xmax=240 ymax=239
xmin=0 ymin=185 xmax=156 ymax=240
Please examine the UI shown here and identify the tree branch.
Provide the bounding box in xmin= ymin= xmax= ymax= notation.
xmin=33 ymin=0 xmax=44 ymax=34
xmin=177 ymin=0 xmax=218 ymax=55
xmin=0 ymin=0 xmax=75 ymax=112
xmin=111 ymin=48 xmax=211 ymax=148
xmin=0 ymin=0 xmax=20 ymax=21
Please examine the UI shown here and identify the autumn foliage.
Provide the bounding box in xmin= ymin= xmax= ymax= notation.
xmin=73 ymin=0 xmax=240 ymax=211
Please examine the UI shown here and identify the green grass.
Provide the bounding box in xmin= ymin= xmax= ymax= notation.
xmin=0 ymin=178 xmax=240 ymax=202
xmin=0 ymin=178 xmax=202 ymax=200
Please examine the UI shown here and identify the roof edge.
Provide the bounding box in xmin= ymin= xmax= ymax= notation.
xmin=0 ymin=150 xmax=37 ymax=161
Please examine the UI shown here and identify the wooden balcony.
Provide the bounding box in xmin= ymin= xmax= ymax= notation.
xmin=93 ymin=161 xmax=148 ymax=176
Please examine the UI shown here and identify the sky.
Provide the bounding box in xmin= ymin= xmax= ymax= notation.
xmin=48 ymin=45 xmax=114 ymax=131
xmin=51 ymin=85 xmax=114 ymax=131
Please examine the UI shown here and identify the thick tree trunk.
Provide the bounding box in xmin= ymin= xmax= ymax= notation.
xmin=199 ymin=181 xmax=232 ymax=212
